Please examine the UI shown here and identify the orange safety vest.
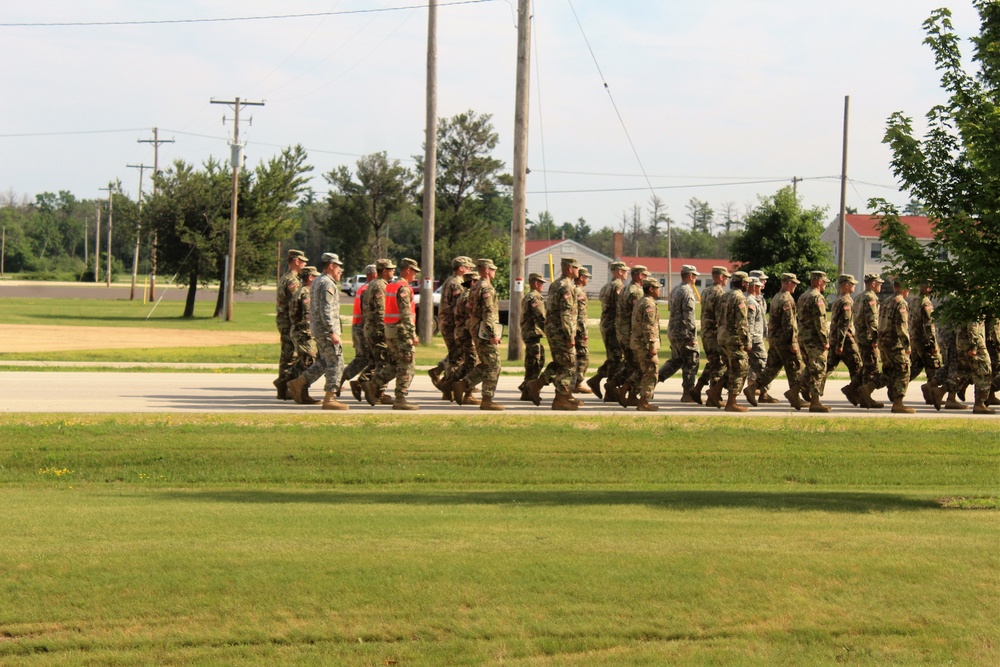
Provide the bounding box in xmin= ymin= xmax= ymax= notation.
xmin=384 ymin=281 xmax=415 ymax=324
xmin=351 ymin=283 xmax=368 ymax=326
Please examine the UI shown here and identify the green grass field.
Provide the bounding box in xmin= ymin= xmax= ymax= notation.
xmin=1 ymin=415 xmax=997 ymax=666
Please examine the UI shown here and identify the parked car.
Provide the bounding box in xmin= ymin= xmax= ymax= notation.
xmin=342 ymin=274 xmax=367 ymax=296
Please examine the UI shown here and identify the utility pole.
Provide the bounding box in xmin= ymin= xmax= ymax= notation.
xmin=127 ymin=164 xmax=151 ymax=300
xmin=138 ymin=128 xmax=174 ymax=300
xmin=507 ymin=0 xmax=531 ymax=361
xmin=838 ymin=95 xmax=850 ymax=275
xmin=99 ymin=182 xmax=117 ymax=287
xmin=211 ymin=97 xmax=265 ymax=321
xmin=792 ymin=176 xmax=802 ymax=198
xmin=418 ymin=0 xmax=438 ymax=345
xmin=94 ymin=202 xmax=101 ymax=283
xmin=1 ymin=225 xmax=5 ymax=277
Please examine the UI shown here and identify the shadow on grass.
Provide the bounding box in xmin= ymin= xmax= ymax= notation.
xmin=154 ymin=489 xmax=940 ymax=513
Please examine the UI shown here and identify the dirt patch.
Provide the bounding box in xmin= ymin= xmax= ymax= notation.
xmin=0 ymin=325 xmax=276 ymax=353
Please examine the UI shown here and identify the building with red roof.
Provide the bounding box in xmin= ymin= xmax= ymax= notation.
xmin=821 ymin=214 xmax=934 ymax=280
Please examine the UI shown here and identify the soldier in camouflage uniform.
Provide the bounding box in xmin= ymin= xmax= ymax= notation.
xmin=908 ymin=283 xmax=944 ymax=410
xmin=936 ymin=318 xmax=967 ymax=409
xmin=612 ymin=265 xmax=649 ymax=407
xmin=746 ymin=273 xmax=803 ymax=408
xmin=877 ymin=279 xmax=915 ymax=413
xmin=288 ymin=253 xmax=349 ymax=410
xmin=589 ymin=261 xmax=629 ymax=401
xmin=942 ymin=317 xmax=997 ymax=414
xmin=794 ymin=271 xmax=832 ymax=412
xmin=343 ymin=264 xmax=377 ymax=402
xmin=360 ymin=259 xmax=395 ymax=407
xmin=743 ymin=276 xmax=765 ymax=402
xmin=715 ymin=271 xmax=751 ymax=412
xmin=453 ymin=259 xmax=504 ymax=411
xmin=526 ymin=257 xmax=581 ymax=410
xmin=631 ymin=278 xmax=662 ymax=411
xmin=573 ymin=267 xmax=592 ymax=393
xmin=856 ymin=273 xmax=888 ymax=409
xmin=692 ymin=266 xmax=730 ymax=404
xmin=658 ymin=264 xmax=701 ymax=403
xmin=985 ymin=316 xmax=1000 ymax=406
xmin=518 ymin=272 xmax=547 ymax=401
xmin=429 ymin=256 xmax=475 ymax=398
xmin=273 ymin=249 xmax=308 ymax=399
xmin=824 ymin=274 xmax=864 ymax=406
xmin=450 ymin=271 xmax=480 ymax=402
xmin=375 ymin=258 xmax=421 ymax=410
xmin=286 ymin=266 xmax=320 ymax=400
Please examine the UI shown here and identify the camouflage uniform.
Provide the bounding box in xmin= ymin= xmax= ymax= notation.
xmin=795 ymin=285 xmax=830 ymax=399
xmin=631 ymin=290 xmax=661 ymax=402
xmin=878 ymin=293 xmax=911 ymax=401
xmin=464 ymin=270 xmax=502 ymax=400
xmin=342 ymin=283 xmax=373 ymax=384
xmin=945 ymin=319 xmax=992 ymax=401
xmin=855 ymin=287 xmax=887 ymax=390
xmin=452 ymin=277 xmax=479 ymax=382
xmin=362 ymin=275 xmax=390 ymax=390
xmin=520 ymin=285 xmax=546 ymax=387
xmin=755 ymin=288 xmax=802 ymax=393
xmin=540 ymin=274 xmax=579 ymax=394
xmin=908 ymin=292 xmax=942 ymax=385
xmin=574 ymin=282 xmax=590 ymax=386
xmin=303 ymin=271 xmax=344 ymax=393
xmin=593 ymin=273 xmax=625 ymax=388
xmin=696 ymin=281 xmax=727 ymax=389
xmin=658 ymin=281 xmax=700 ymax=391
xmin=378 ymin=278 xmax=417 ymax=399
xmin=826 ymin=290 xmax=863 ymax=392
xmin=746 ymin=290 xmax=765 ymax=382
xmin=275 ymin=268 xmax=302 ymax=382
xmin=717 ymin=286 xmax=751 ymax=395
xmin=985 ymin=316 xmax=1000 ymax=395
xmin=613 ymin=277 xmax=644 ymax=387
xmin=433 ymin=261 xmax=474 ymax=384
xmin=288 ymin=279 xmax=316 ymax=380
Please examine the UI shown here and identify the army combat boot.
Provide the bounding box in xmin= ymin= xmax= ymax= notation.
xmin=808 ymin=393 xmax=831 ymax=413
xmin=322 ymin=391 xmax=349 ymax=411
xmin=617 ymin=382 xmax=632 ymax=408
xmin=841 ymin=383 xmax=860 ymax=406
xmin=287 ymin=376 xmax=318 ymax=405
xmin=973 ymin=389 xmax=996 ymax=415
xmin=574 ymin=380 xmax=593 ymax=394
xmin=724 ymin=392 xmax=748 ymax=413
xmin=742 ymin=381 xmax=759 ymax=407
xmin=428 ymin=367 xmax=443 ymax=390
xmin=690 ymin=378 xmax=707 ymax=405
xmin=603 ymin=381 xmax=620 ymax=404
xmin=636 ymin=397 xmax=658 ymax=411
xmin=987 ymin=389 xmax=1000 ymax=406
xmin=784 ymin=382 xmax=805 ymax=410
xmin=480 ymin=396 xmax=505 ymax=411
xmin=705 ymin=380 xmax=725 ymax=409
xmin=944 ymin=391 xmax=969 ymax=410
xmin=586 ymin=374 xmax=603 ymax=399
xmin=274 ymin=378 xmax=290 ymax=400
xmin=551 ymin=391 xmax=578 ymax=411
xmin=360 ymin=381 xmax=379 ymax=407
xmin=350 ymin=380 xmax=363 ymax=402
xmin=680 ymin=387 xmax=696 ymax=403
xmin=891 ymin=398 xmax=915 ymax=414
xmin=450 ymin=379 xmax=469 ymax=404
xmin=525 ymin=379 xmax=545 ymax=406
xmin=392 ymin=396 xmax=419 ymax=410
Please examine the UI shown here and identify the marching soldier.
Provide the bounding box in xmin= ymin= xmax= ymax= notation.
xmin=692 ymin=266 xmax=730 ymax=404
xmin=518 ymin=272 xmax=547 ymax=401
xmin=589 ymin=261 xmax=628 ymax=401
xmin=286 ymin=266 xmax=320 ymax=403
xmin=856 ymin=274 xmax=888 ymax=409
xmin=794 ymin=271 xmax=832 ymax=412
xmin=631 ymin=278 xmax=662 ymax=411
xmin=825 ymin=274 xmax=864 ymax=406
xmin=453 ymin=259 xmax=504 ymax=410
xmin=909 ymin=283 xmax=944 ymax=410
xmin=745 ymin=273 xmax=803 ymax=408
xmin=716 ymin=271 xmax=751 ymax=412
xmin=943 ymin=317 xmax=997 ymax=414
xmin=429 ymin=256 xmax=476 ymax=398
xmin=360 ymin=259 xmax=396 ymax=407
xmin=526 ymin=257 xmax=581 ymax=410
xmin=377 ymin=258 xmax=421 ymax=410
xmin=878 ymin=278 xmax=915 ymax=414
xmin=658 ymin=264 xmax=700 ymax=402
xmin=344 ymin=264 xmax=377 ymax=401
xmin=273 ymin=248 xmax=307 ymax=399
xmin=573 ymin=267 xmax=592 ymax=393
xmin=613 ymin=264 xmax=649 ymax=407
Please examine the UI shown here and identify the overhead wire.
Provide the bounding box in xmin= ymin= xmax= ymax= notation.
xmin=531 ymin=8 xmax=551 ymax=236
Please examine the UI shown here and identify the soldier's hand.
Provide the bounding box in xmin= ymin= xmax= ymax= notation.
xmin=836 ymin=347 xmax=843 ymax=355
xmin=791 ymin=346 xmax=799 ymax=354
xmin=491 ymin=337 xmax=501 ymax=345
xmin=331 ymin=333 xmax=341 ymax=345
xmin=413 ymin=337 xmax=419 ymax=346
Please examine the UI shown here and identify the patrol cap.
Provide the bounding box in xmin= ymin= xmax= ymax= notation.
xmin=399 ymin=257 xmax=421 ymax=273
xmin=528 ymin=272 xmax=546 ymax=283
xmin=712 ymin=265 xmax=731 ymax=277
xmin=452 ymin=256 xmax=475 ymax=270
xmin=630 ymin=264 xmax=649 ymax=275
xmin=641 ymin=277 xmax=661 ymax=290
xmin=810 ymin=270 xmax=829 ymax=281
xmin=287 ymin=248 xmax=308 ymax=262
xmin=375 ymin=258 xmax=396 ymax=271
xmin=837 ymin=273 xmax=858 ymax=285
xmin=609 ymin=261 xmax=629 ymax=271
xmin=578 ymin=267 xmax=591 ymax=278
xmin=864 ymin=272 xmax=885 ymax=283
xmin=561 ymin=257 xmax=581 ymax=269
xmin=464 ymin=271 xmax=480 ymax=282
xmin=680 ymin=264 xmax=700 ymax=275
xmin=364 ymin=263 xmax=377 ymax=275
xmin=320 ymin=252 xmax=343 ymax=266
xmin=477 ymin=258 xmax=497 ymax=270
xmin=731 ymin=270 xmax=749 ymax=281
xmin=299 ymin=266 xmax=320 ymax=279
xmin=749 ymin=269 xmax=769 ymax=280
xmin=781 ymin=272 xmax=801 ymax=284
xmin=747 ymin=276 xmax=761 ymax=286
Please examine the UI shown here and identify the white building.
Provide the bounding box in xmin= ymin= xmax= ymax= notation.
xmin=525 ymin=239 xmax=614 ymax=295
xmin=821 ymin=214 xmax=934 ymax=280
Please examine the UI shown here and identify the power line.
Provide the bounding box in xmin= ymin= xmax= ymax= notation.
xmin=529 ymin=178 xmax=816 ymax=195
xmin=0 ymin=0 xmax=496 ymax=27
xmin=0 ymin=128 xmax=148 ymax=138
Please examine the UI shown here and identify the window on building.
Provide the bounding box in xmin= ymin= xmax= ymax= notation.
xmin=938 ymin=248 xmax=949 ymax=261
xmin=870 ymin=242 xmax=882 ymax=259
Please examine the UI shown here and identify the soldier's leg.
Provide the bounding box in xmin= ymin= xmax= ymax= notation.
xmin=393 ymin=337 xmax=416 ymax=399
xmin=481 ymin=343 xmax=501 ymax=400
xmin=322 ymin=343 xmax=345 ymax=395
xmin=522 ymin=339 xmax=544 ymax=385
xmin=657 ymin=337 xmax=685 ymax=382
xmin=637 ymin=352 xmax=657 ymax=401
xmin=464 ymin=339 xmax=490 ymax=389
xmin=575 ymin=339 xmax=590 ymax=386
xmin=300 ymin=339 xmax=328 ymax=387
xmin=726 ymin=347 xmax=749 ymax=395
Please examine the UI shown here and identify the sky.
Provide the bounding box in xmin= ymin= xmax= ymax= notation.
xmin=0 ymin=0 xmax=984 ymax=234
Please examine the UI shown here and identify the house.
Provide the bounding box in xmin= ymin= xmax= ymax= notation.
xmin=525 ymin=239 xmax=614 ymax=295
xmin=821 ymin=214 xmax=934 ymax=281
xmin=619 ymin=256 xmax=742 ymax=292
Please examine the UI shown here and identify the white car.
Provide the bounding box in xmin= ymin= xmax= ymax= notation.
xmin=342 ymin=275 xmax=367 ymax=296
xmin=412 ymin=285 xmax=442 ymax=306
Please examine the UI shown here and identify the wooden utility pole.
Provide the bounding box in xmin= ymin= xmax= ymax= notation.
xmin=507 ymin=0 xmax=531 ymax=361
xmin=1 ymin=225 xmax=5 ymax=277
xmin=99 ymin=182 xmax=116 ymax=287
xmin=138 ymin=128 xmax=174 ymax=300
xmin=94 ymin=202 xmax=101 ymax=283
xmin=418 ymin=0 xmax=438 ymax=345
xmin=211 ymin=97 xmax=265 ymax=321
xmin=127 ymin=164 xmax=151 ymax=300
xmin=792 ymin=176 xmax=802 ymax=198
xmin=838 ymin=95 xmax=850 ymax=275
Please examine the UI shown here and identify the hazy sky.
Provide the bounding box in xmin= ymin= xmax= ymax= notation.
xmin=0 ymin=0 xmax=982 ymax=233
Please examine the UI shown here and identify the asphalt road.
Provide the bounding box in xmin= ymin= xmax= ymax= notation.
xmin=0 ymin=371 xmax=984 ymax=418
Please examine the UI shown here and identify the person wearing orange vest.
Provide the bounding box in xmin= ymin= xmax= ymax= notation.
xmin=368 ymin=258 xmax=421 ymax=410
xmin=343 ymin=264 xmax=377 ymax=401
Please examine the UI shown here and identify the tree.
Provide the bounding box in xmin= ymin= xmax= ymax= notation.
xmin=868 ymin=1 xmax=1000 ymax=323
xmin=527 ymin=210 xmax=558 ymax=240
xmin=686 ymin=198 xmax=714 ymax=234
xmin=573 ymin=217 xmax=591 ymax=243
xmin=719 ymin=201 xmax=742 ymax=233
xmin=729 ymin=186 xmax=835 ymax=299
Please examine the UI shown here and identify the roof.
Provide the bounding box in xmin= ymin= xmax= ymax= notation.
xmin=845 ymin=214 xmax=934 ymax=240
xmin=525 ymin=238 xmax=613 ymax=263
xmin=619 ymin=256 xmax=741 ymax=275
xmin=525 ymin=239 xmax=564 ymax=256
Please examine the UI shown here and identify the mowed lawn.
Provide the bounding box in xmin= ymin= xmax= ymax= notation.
xmin=0 ymin=415 xmax=997 ymax=666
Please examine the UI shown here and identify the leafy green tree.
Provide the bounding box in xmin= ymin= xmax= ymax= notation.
xmin=869 ymin=1 xmax=1000 ymax=323
xmin=686 ymin=198 xmax=714 ymax=234
xmin=729 ymin=186 xmax=835 ymax=298
xmin=527 ymin=210 xmax=558 ymax=240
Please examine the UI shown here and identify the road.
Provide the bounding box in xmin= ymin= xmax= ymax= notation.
xmin=0 ymin=371 xmax=982 ymax=418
